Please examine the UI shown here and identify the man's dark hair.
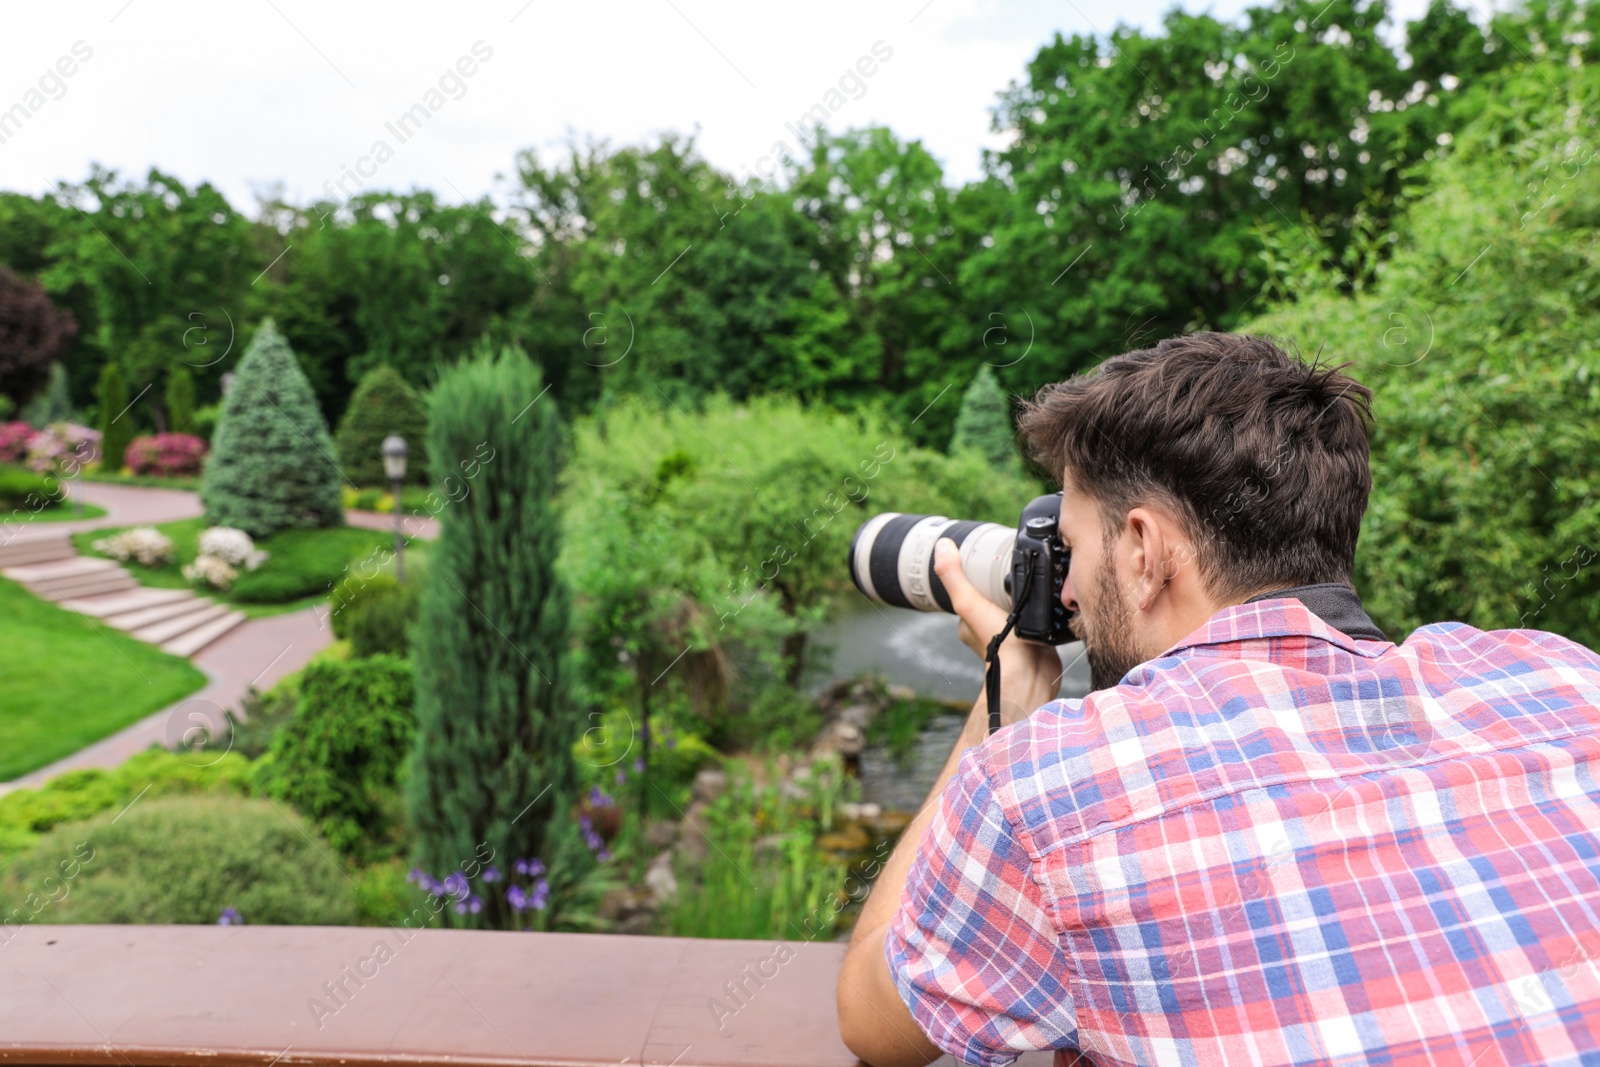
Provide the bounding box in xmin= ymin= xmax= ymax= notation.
xmin=1016 ymin=332 xmax=1374 ymax=602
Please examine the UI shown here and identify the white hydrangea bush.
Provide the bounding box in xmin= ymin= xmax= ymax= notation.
xmin=197 ymin=526 xmax=255 ymax=566
xmin=91 ymin=526 xmax=175 ymax=567
xmin=182 ymin=554 xmax=238 ymax=591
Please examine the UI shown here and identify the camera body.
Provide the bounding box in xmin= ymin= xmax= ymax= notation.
xmin=1010 ymin=493 xmax=1074 ymax=645
xmin=847 ymin=492 xmax=1075 ymax=646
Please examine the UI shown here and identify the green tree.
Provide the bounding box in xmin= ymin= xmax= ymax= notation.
xmin=96 ymin=360 xmax=132 ymax=472
xmin=1249 ymin=60 xmax=1600 ymax=646
xmin=334 ymin=364 xmax=430 ymax=487
xmin=199 ymin=319 xmax=343 ymax=537
xmin=949 ymin=365 xmax=1021 ymax=476
xmin=407 ymin=344 xmax=581 ymax=930
xmin=165 ymin=365 xmax=196 ymax=435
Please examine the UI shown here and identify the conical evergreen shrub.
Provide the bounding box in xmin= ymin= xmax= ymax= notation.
xmin=949 ymin=365 xmax=1021 ymax=476
xmin=165 ymin=366 xmax=196 ymax=436
xmin=199 ymin=319 xmax=343 ymax=537
xmin=406 ymin=344 xmax=581 ymax=929
xmin=334 ymin=364 xmax=429 ymax=487
xmin=96 ymin=361 xmax=132 ymax=472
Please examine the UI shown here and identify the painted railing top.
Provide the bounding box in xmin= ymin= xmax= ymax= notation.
xmin=0 ymin=925 xmax=861 ymax=1067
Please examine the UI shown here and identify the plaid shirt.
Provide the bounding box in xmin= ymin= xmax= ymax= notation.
xmin=887 ymin=597 xmax=1600 ymax=1066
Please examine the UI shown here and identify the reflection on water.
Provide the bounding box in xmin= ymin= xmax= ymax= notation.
xmin=808 ymin=600 xmax=1094 ymax=812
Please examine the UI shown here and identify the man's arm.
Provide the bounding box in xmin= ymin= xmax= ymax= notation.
xmin=837 ymin=539 xmax=1061 ymax=1067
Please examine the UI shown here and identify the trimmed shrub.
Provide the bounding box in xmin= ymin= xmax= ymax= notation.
xmin=0 ymin=795 xmax=356 ymax=925
xmin=20 ymin=363 xmax=72 ymax=428
xmin=96 ymin=361 xmax=133 ymax=473
xmin=193 ymin=402 xmax=220 ymax=443
xmin=165 ymin=366 xmax=196 ymax=435
xmin=258 ymin=655 xmax=415 ymax=859
xmin=335 ymin=364 xmax=430 ymax=488
xmin=949 ymin=365 xmax=1021 ymax=476
xmin=200 ymin=319 xmax=343 ymax=538
xmin=227 ymin=525 xmax=388 ymax=604
xmin=0 ymin=421 xmax=31 ymax=463
xmin=336 ymin=573 xmax=420 ymax=658
xmin=125 ymin=433 xmax=206 ymax=477
xmin=408 ymin=346 xmax=582 ymax=929
xmin=0 ymin=463 xmax=57 ymax=509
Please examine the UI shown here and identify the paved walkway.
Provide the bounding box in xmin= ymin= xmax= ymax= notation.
xmin=1 ymin=483 xmax=440 ymax=794
xmin=346 ymin=507 xmax=441 ymax=541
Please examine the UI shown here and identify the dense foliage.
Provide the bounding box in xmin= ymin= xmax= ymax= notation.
xmin=0 ymin=796 xmax=356 ymax=925
xmin=199 ymin=320 xmax=343 ymax=537
xmin=1250 ymin=61 xmax=1600 ymax=645
xmin=334 ymin=364 xmax=430 ymax=487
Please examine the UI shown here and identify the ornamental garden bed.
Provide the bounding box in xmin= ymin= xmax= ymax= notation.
xmin=73 ymin=517 xmax=400 ymax=619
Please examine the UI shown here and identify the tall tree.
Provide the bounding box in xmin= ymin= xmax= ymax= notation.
xmin=200 ymin=319 xmax=343 ymax=537
xmin=0 ymin=266 xmax=77 ymax=405
xmin=407 ymin=344 xmax=579 ymax=929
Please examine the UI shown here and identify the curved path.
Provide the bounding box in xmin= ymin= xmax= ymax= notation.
xmin=1 ymin=481 xmax=434 ymax=793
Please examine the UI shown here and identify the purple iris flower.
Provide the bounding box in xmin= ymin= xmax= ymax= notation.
xmin=507 ymin=884 xmax=528 ymax=912
xmin=482 ymin=865 xmax=501 ymax=883
xmin=217 ymin=906 xmax=243 ymax=926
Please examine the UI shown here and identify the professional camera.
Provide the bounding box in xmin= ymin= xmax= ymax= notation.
xmin=846 ymin=493 xmax=1074 ymax=645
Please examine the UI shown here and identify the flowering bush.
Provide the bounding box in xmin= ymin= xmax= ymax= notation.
xmin=197 ymin=526 xmax=266 ymax=570
xmin=25 ymin=422 xmax=100 ymax=476
xmin=0 ymin=422 xmax=32 ymax=463
xmin=126 ymin=433 xmax=207 ymax=477
xmin=407 ymin=856 xmax=551 ymax=926
xmin=183 ymin=553 xmax=238 ymax=590
xmin=92 ymin=526 xmax=175 ymax=567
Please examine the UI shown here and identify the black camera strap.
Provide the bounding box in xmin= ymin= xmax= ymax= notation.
xmin=984 ymin=551 xmax=1036 ymax=736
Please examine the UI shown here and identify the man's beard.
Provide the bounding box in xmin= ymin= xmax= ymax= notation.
xmin=1072 ymin=564 xmax=1146 ymax=691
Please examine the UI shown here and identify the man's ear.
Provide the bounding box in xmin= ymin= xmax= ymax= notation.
xmin=1124 ymin=506 xmax=1172 ymax=611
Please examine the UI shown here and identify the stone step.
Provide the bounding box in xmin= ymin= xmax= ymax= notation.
xmin=161 ymin=611 xmax=247 ymax=657
xmin=34 ymin=573 xmax=137 ymax=602
xmin=0 ymin=537 xmax=74 ymax=568
xmin=2 ymin=555 xmax=119 ymax=583
xmin=68 ymin=587 xmax=193 ymax=618
xmin=106 ymin=595 xmax=209 ymax=631
xmin=130 ymin=602 xmax=229 ymax=645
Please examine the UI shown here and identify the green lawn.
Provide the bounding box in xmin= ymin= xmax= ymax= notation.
xmin=74 ymin=518 xmax=395 ymax=619
xmin=4 ymin=502 xmax=107 ymax=524
xmin=0 ymin=578 xmax=206 ymax=781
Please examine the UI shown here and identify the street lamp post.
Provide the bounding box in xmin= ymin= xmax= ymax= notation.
xmin=382 ymin=435 xmax=408 ymax=582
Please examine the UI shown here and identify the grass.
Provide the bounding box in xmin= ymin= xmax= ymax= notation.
xmin=866 ymin=695 xmax=969 ymax=767
xmin=83 ymin=471 xmax=202 ymax=490
xmin=2 ymin=501 xmax=107 ymax=524
xmin=74 ymin=518 xmax=396 ymax=619
xmin=0 ymin=578 xmax=207 ymax=781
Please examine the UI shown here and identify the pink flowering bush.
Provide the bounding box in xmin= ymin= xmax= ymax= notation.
xmin=126 ymin=433 xmax=207 ymax=477
xmin=25 ymin=422 xmax=100 ymax=476
xmin=0 ymin=422 xmax=32 ymax=463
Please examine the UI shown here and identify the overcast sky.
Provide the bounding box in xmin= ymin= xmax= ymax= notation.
xmin=2 ymin=0 xmax=1431 ymax=214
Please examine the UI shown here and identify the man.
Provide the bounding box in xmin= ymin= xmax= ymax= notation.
xmin=837 ymin=333 xmax=1600 ymax=1066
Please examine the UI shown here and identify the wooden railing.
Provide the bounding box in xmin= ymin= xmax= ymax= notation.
xmin=0 ymin=924 xmax=858 ymax=1067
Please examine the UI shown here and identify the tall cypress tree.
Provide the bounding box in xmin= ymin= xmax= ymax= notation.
xmin=165 ymin=365 xmax=196 ymax=436
xmin=949 ymin=365 xmax=1021 ymax=476
xmin=406 ymin=344 xmax=580 ymax=929
xmin=96 ymin=360 xmax=132 ymax=472
xmin=200 ymin=319 xmax=343 ymax=537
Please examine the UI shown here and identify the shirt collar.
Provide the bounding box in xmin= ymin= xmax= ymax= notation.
xmin=1157 ymin=593 xmax=1394 ymax=662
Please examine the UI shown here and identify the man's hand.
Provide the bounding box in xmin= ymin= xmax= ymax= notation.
xmin=933 ymin=536 xmax=1061 ymax=724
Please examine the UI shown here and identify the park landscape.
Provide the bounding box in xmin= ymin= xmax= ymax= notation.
xmin=0 ymin=0 xmax=1597 ymax=975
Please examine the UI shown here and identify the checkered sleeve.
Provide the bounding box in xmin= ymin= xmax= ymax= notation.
xmin=885 ymin=743 xmax=1077 ymax=1066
